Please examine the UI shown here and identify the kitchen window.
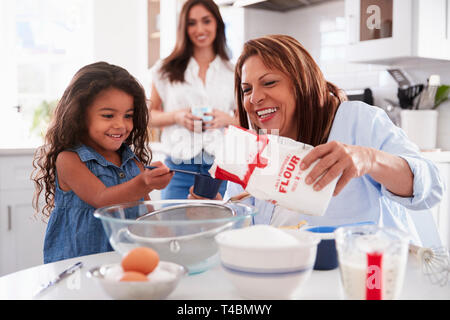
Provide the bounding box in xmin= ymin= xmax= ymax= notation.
xmin=0 ymin=0 xmax=93 ymax=148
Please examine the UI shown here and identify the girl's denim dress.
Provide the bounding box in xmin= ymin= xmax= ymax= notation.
xmin=43 ymin=144 xmax=143 ymax=263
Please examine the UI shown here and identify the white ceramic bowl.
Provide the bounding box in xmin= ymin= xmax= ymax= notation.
xmin=87 ymin=261 xmax=186 ymax=300
xmin=215 ymin=225 xmax=320 ymax=299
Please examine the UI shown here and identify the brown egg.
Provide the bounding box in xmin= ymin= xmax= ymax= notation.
xmin=121 ymin=247 xmax=160 ymax=275
xmin=120 ymin=271 xmax=148 ymax=282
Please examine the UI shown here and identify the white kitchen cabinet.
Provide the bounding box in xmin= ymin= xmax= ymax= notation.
xmin=434 ymin=161 xmax=450 ymax=249
xmin=0 ymin=151 xmax=47 ymax=276
xmin=345 ymin=0 xmax=450 ymax=64
xmin=426 ymin=153 xmax=450 ymax=249
xmin=409 ymin=152 xmax=450 ymax=249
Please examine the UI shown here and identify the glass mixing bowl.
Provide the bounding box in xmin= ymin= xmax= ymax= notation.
xmin=94 ymin=200 xmax=257 ymax=275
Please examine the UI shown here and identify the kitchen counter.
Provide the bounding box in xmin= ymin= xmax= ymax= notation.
xmin=0 ymin=148 xmax=36 ymax=156
xmin=0 ymin=251 xmax=449 ymax=300
xmin=421 ymin=151 xmax=450 ymax=163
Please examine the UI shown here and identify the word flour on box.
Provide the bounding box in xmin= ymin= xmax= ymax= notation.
xmin=209 ymin=126 xmax=338 ymax=216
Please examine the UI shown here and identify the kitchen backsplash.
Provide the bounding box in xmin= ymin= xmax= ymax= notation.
xmin=243 ymin=0 xmax=450 ymax=103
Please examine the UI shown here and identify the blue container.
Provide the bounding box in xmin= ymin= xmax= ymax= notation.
xmin=306 ymin=226 xmax=338 ymax=271
xmin=193 ymin=174 xmax=223 ymax=199
xmin=306 ymin=222 xmax=375 ymax=271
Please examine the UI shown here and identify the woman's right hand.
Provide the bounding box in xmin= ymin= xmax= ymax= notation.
xmin=173 ymin=108 xmax=203 ymax=132
xmin=188 ymin=186 xmax=222 ymax=200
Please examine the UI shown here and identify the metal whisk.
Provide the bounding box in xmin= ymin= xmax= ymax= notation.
xmin=409 ymin=244 xmax=450 ymax=286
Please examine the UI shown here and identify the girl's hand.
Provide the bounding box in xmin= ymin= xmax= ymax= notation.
xmin=300 ymin=141 xmax=374 ymax=196
xmin=173 ymin=108 xmax=203 ymax=132
xmin=203 ymin=109 xmax=236 ymax=130
xmin=142 ymin=161 xmax=174 ymax=191
xmin=187 ymin=186 xmax=222 ymax=200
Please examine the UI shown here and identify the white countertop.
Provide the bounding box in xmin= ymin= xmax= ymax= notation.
xmin=0 ymin=251 xmax=449 ymax=300
xmin=0 ymin=148 xmax=36 ymax=156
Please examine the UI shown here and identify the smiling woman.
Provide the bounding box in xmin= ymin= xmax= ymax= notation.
xmin=235 ymin=35 xmax=345 ymax=147
xmin=186 ymin=4 xmax=218 ymax=54
xmin=240 ymin=56 xmax=298 ymax=140
xmin=216 ymin=35 xmax=445 ymax=245
xmin=148 ymin=0 xmax=238 ymax=200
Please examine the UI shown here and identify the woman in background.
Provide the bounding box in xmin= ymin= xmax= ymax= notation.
xmin=149 ymin=0 xmax=237 ymax=199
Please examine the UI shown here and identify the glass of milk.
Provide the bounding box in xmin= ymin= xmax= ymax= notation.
xmin=191 ymin=106 xmax=213 ymax=122
xmin=334 ymin=225 xmax=409 ymax=300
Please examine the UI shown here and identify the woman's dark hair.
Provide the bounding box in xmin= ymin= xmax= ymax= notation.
xmin=159 ymin=0 xmax=229 ymax=83
xmin=32 ymin=61 xmax=152 ymax=220
xmin=235 ymin=34 xmax=347 ymax=146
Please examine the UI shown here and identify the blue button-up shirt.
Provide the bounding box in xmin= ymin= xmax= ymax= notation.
xmin=224 ymin=101 xmax=445 ymax=245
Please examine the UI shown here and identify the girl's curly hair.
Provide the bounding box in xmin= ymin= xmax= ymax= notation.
xmin=32 ymin=61 xmax=152 ymax=221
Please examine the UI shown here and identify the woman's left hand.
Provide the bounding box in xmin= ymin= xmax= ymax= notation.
xmin=300 ymin=141 xmax=374 ymax=196
xmin=202 ymin=109 xmax=236 ymax=130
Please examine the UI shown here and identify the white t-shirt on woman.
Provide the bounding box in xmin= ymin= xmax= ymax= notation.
xmin=150 ymin=56 xmax=235 ymax=161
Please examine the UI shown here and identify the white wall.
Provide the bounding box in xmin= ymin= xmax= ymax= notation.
xmin=244 ymin=8 xmax=286 ymax=40
xmin=242 ymin=1 xmax=450 ymax=106
xmin=0 ymin=0 xmax=18 ymax=108
xmin=403 ymin=62 xmax=450 ymax=86
xmin=221 ymin=6 xmax=245 ymax=63
xmin=160 ymin=0 xmax=178 ymax=60
xmin=243 ymin=1 xmax=389 ymax=91
xmin=92 ymin=0 xmax=148 ymax=92
xmin=0 ymin=0 xmax=31 ymax=148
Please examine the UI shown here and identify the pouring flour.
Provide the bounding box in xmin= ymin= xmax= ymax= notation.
xmin=209 ymin=125 xmax=338 ymax=216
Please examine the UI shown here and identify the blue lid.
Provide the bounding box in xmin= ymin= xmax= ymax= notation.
xmin=307 ymin=226 xmax=336 ymax=233
xmin=306 ymin=221 xmax=376 ymax=234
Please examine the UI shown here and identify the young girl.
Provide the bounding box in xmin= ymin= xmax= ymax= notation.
xmin=32 ymin=61 xmax=173 ymax=263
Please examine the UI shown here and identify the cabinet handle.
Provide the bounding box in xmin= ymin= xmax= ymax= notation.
xmin=446 ymin=0 xmax=449 ymax=40
xmin=7 ymin=205 xmax=12 ymax=231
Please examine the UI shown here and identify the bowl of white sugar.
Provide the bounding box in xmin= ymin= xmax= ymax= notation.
xmin=215 ymin=225 xmax=320 ymax=299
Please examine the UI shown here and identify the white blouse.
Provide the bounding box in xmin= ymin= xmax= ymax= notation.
xmin=150 ymin=56 xmax=235 ymax=161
